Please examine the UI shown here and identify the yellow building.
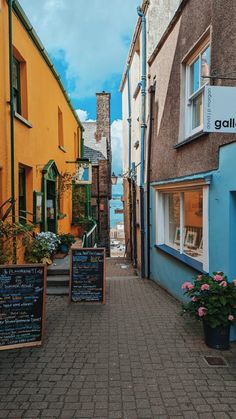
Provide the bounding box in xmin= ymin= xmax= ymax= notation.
xmin=0 ymin=0 xmax=83 ymax=245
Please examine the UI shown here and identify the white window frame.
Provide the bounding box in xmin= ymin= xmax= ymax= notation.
xmin=185 ymin=44 xmax=210 ymax=139
xmin=156 ymin=185 xmax=209 ymax=272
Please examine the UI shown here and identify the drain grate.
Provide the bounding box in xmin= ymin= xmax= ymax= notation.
xmin=204 ymin=356 xmax=227 ymax=366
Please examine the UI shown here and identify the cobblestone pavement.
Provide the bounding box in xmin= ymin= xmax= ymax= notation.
xmin=1 ymin=259 xmax=236 ymax=419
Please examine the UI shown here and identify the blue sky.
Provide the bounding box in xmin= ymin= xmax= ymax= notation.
xmin=19 ymin=2 xmax=140 ymax=115
xmin=18 ymin=0 xmax=141 ymax=173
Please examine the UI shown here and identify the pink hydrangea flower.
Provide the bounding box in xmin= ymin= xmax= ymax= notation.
xmin=198 ymin=307 xmax=207 ymax=317
xmin=233 ymin=280 xmax=236 ymax=286
xmin=181 ymin=282 xmax=194 ymax=290
xmin=214 ymin=274 xmax=223 ymax=282
xmin=219 ymin=281 xmax=227 ymax=287
xmin=201 ymin=284 xmax=210 ymax=291
xmin=191 ymin=297 xmax=197 ymax=302
xmin=228 ymin=315 xmax=234 ymax=321
xmin=196 ymin=275 xmax=203 ymax=281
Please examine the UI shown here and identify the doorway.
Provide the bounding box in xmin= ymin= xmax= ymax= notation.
xmin=42 ymin=160 xmax=59 ymax=233
xmin=46 ymin=180 xmax=57 ymax=233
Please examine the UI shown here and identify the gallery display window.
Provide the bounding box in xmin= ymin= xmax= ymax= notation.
xmin=156 ymin=185 xmax=209 ymax=272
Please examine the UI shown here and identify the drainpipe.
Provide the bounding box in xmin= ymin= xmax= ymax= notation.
xmin=127 ymin=66 xmax=133 ymax=261
xmin=132 ymin=161 xmax=137 ymax=268
xmin=8 ymin=0 xmax=17 ymax=263
xmin=137 ymin=6 xmax=147 ymax=278
xmin=147 ymin=83 xmax=156 ymax=278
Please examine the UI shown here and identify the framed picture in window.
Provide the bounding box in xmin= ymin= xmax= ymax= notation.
xmin=34 ymin=192 xmax=43 ymax=224
xmin=174 ymin=227 xmax=186 ymax=244
xmin=185 ymin=230 xmax=197 ymax=248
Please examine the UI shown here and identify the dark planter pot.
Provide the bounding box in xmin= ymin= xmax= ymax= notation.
xmin=60 ymin=244 xmax=69 ymax=254
xmin=203 ymin=321 xmax=230 ymax=350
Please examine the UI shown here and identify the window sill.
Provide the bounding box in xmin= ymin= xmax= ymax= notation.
xmin=14 ymin=112 xmax=32 ymax=128
xmin=174 ymin=130 xmax=209 ymax=149
xmin=154 ymin=244 xmax=208 ymax=273
xmin=58 ymin=145 xmax=66 ymax=153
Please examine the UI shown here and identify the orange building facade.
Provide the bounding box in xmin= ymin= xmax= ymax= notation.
xmin=0 ymin=1 xmax=83 ymax=245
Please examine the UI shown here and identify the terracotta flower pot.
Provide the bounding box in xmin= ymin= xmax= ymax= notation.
xmin=203 ymin=321 xmax=230 ymax=350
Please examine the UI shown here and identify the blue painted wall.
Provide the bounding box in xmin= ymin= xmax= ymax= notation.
xmin=149 ymin=141 xmax=236 ymax=339
xmin=209 ymin=142 xmax=236 ymax=279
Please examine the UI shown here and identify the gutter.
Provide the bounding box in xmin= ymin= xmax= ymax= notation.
xmin=11 ymin=0 xmax=84 ymax=131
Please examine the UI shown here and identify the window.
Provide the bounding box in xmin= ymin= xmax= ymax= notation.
xmin=58 ymin=107 xmax=64 ymax=149
xmin=74 ymin=132 xmax=78 ymax=160
xmin=13 ymin=58 xmax=21 ymax=114
xmin=185 ymin=44 xmax=210 ymax=137
xmin=156 ymin=186 xmax=208 ymax=271
xmin=19 ymin=167 xmax=26 ymax=223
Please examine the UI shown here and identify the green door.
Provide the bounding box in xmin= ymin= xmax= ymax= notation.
xmin=46 ymin=180 xmax=57 ymax=233
xmin=42 ymin=160 xmax=59 ymax=233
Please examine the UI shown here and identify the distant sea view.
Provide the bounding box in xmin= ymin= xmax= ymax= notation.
xmin=110 ymin=179 xmax=124 ymax=228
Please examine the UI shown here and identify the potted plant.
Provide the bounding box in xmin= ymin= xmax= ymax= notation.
xmin=59 ymin=233 xmax=75 ymax=254
xmin=24 ymin=231 xmax=60 ymax=264
xmin=181 ymin=272 xmax=236 ymax=349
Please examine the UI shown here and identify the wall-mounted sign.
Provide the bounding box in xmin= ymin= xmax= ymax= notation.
xmin=204 ymin=86 xmax=236 ymax=133
xmin=74 ymin=160 xmax=92 ymax=185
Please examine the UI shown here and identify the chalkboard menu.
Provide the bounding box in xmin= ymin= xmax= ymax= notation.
xmin=70 ymin=248 xmax=106 ymax=303
xmin=0 ymin=265 xmax=46 ymax=351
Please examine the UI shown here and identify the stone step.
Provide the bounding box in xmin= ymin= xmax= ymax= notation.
xmin=46 ymin=287 xmax=69 ymax=296
xmin=47 ymin=275 xmax=69 ymax=287
xmin=47 ymin=268 xmax=70 ymax=276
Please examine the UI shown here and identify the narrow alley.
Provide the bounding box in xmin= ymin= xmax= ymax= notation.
xmin=0 ymin=259 xmax=236 ymax=419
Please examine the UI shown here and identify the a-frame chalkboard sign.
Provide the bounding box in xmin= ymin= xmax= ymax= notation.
xmin=70 ymin=248 xmax=106 ymax=304
xmin=0 ymin=264 xmax=46 ymax=351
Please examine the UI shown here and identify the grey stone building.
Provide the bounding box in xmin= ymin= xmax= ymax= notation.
xmin=83 ymin=92 xmax=112 ymax=255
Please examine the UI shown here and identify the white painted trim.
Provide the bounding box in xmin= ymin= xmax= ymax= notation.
xmin=156 ymin=191 xmax=164 ymax=245
xmin=202 ymin=186 xmax=209 ymax=272
xmin=180 ymin=192 xmax=184 ymax=254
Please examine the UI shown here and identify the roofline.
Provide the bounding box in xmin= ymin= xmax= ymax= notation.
xmin=119 ymin=0 xmax=149 ymax=92
xmin=11 ymin=0 xmax=84 ymax=131
xmin=148 ymin=0 xmax=189 ymax=65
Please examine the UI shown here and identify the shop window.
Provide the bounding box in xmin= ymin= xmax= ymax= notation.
xmin=19 ymin=167 xmax=26 ymax=223
xmin=185 ymin=43 xmax=210 ymax=138
xmin=58 ymin=107 xmax=64 ymax=149
xmin=157 ymin=186 xmax=208 ymax=270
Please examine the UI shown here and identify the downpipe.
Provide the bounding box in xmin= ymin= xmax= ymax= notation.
xmin=8 ymin=0 xmax=17 ymax=263
xmin=137 ymin=6 xmax=147 ymax=278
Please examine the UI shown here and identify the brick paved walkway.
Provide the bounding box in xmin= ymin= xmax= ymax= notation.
xmin=1 ymin=259 xmax=236 ymax=419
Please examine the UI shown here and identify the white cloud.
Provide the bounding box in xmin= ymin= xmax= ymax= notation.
xmin=75 ymin=109 xmax=88 ymax=122
xmin=111 ymin=119 xmax=123 ymax=174
xmin=19 ymin=0 xmax=140 ymax=99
